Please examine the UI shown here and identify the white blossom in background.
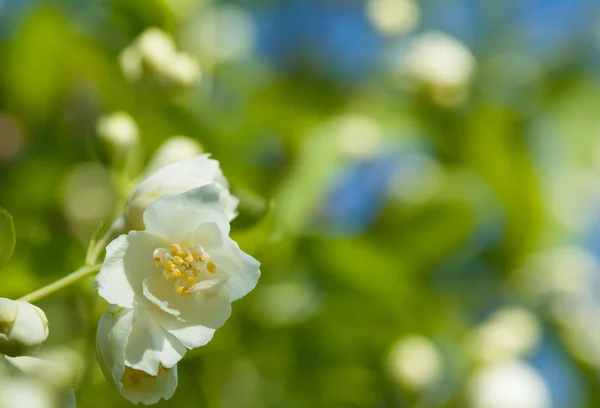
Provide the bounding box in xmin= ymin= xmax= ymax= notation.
xmin=466 ymin=307 xmax=541 ymax=365
xmin=366 ymin=0 xmax=419 ymax=36
xmin=95 ymin=185 xmax=260 ymax=402
xmin=1 ymin=351 xmax=80 ymax=408
xmin=386 ymin=335 xmax=442 ymax=391
xmin=0 ymin=378 xmax=53 ymax=408
xmin=0 ymin=298 xmax=49 ymax=356
xmin=168 ymin=54 xmax=201 ymax=86
xmin=119 ymin=27 xmax=201 ymax=86
xmin=333 ymin=114 xmax=383 ymax=160
xmin=402 ymin=31 xmax=475 ymax=106
xmin=124 ymin=155 xmax=239 ymax=230
xmin=181 ymin=5 xmax=255 ymax=64
xmin=96 ymin=112 xmax=139 ymax=151
xmin=516 ymin=246 xmax=600 ymax=303
xmin=467 ymin=360 xmax=551 ymax=408
xmin=96 ymin=306 xmax=180 ymax=405
xmin=145 ymin=136 xmax=204 ymax=173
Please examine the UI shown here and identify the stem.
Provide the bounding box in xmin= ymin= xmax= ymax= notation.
xmin=19 ymin=264 xmax=101 ymax=303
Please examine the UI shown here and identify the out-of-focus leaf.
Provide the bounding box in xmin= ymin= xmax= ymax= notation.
xmin=230 ymin=187 xmax=269 ymax=230
xmin=0 ymin=207 xmax=15 ymax=271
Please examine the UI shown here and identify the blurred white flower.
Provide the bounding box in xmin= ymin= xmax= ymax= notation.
xmin=0 ymin=378 xmax=53 ymax=408
xmin=466 ymin=307 xmax=541 ymax=365
xmin=366 ymin=0 xmax=419 ymax=36
xmin=96 ymin=305 xmax=180 ymax=405
xmin=119 ymin=27 xmax=201 ymax=86
xmin=96 ymin=112 xmax=139 ymax=151
xmin=181 ymin=5 xmax=255 ymax=63
xmin=1 ymin=351 xmax=80 ymax=408
xmin=387 ymin=335 xmax=442 ymax=391
xmin=333 ymin=115 xmax=383 ymax=160
xmin=95 ymin=186 xmax=259 ymax=367
xmin=517 ymin=246 xmax=600 ymax=303
xmin=467 ymin=360 xmax=551 ymax=408
xmin=124 ymin=155 xmax=239 ymax=230
xmin=137 ymin=28 xmax=177 ymax=74
xmin=168 ymin=54 xmax=201 ymax=86
xmin=0 ymin=298 xmax=48 ymax=356
xmin=145 ymin=136 xmax=204 ymax=173
xmin=403 ymin=31 xmax=475 ymax=106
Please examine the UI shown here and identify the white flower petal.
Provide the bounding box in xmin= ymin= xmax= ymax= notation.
xmin=124 ymin=308 xmax=186 ymax=375
xmin=119 ymin=364 xmax=178 ymax=405
xmin=142 ymin=274 xmax=197 ymax=316
xmin=155 ymin=291 xmax=231 ymax=349
xmin=125 ymin=155 xmax=238 ymax=229
xmin=142 ymin=278 xmax=181 ymax=316
xmin=194 ymin=221 xmax=225 ymax=248
xmin=188 ymin=278 xmax=227 ymax=295
xmin=143 ymin=184 xmax=230 ymax=243
xmin=94 ymin=232 xmax=166 ymax=308
xmin=212 ymin=239 xmax=261 ymax=302
xmin=96 ymin=306 xmax=134 ymax=383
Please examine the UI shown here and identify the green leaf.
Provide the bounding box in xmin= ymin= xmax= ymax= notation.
xmin=0 ymin=207 xmax=15 ymax=271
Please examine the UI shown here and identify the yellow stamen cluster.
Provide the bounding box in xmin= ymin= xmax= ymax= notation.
xmin=125 ymin=365 xmax=171 ymax=386
xmin=153 ymin=243 xmax=217 ymax=296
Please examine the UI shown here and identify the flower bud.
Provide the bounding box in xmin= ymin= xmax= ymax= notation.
xmin=124 ymin=155 xmax=239 ymax=230
xmin=0 ymin=299 xmax=49 ymax=357
xmin=96 ymin=112 xmax=139 ymax=153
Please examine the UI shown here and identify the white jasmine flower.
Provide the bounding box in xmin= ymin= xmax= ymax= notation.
xmin=0 ymin=298 xmax=49 ymax=356
xmin=125 ymin=155 xmax=239 ymax=230
xmin=467 ymin=360 xmax=551 ymax=408
xmin=95 ymin=184 xmax=259 ymax=351
xmin=96 ymin=306 xmax=180 ymax=405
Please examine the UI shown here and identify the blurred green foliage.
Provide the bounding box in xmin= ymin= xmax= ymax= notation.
xmin=2 ymin=0 xmax=600 ymax=407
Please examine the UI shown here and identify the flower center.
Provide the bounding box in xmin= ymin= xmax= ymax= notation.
xmin=153 ymin=243 xmax=217 ymax=296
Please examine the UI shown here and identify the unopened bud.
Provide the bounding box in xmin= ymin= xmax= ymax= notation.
xmin=96 ymin=112 xmax=139 ymax=152
xmin=0 ymin=299 xmax=49 ymax=357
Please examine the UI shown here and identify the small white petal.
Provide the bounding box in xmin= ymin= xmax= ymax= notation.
xmin=96 ymin=306 xmax=134 ymax=383
xmin=212 ymin=239 xmax=261 ymax=302
xmin=125 ymin=155 xmax=238 ymax=229
xmin=142 ymin=274 xmax=197 ymax=316
xmin=188 ymin=278 xmax=227 ymax=296
xmin=143 ymin=184 xmax=230 ymax=243
xmin=94 ymin=232 xmax=166 ymax=308
xmin=155 ymin=291 xmax=231 ymax=349
xmin=124 ymin=308 xmax=186 ymax=375
xmin=142 ymin=278 xmax=181 ymax=316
